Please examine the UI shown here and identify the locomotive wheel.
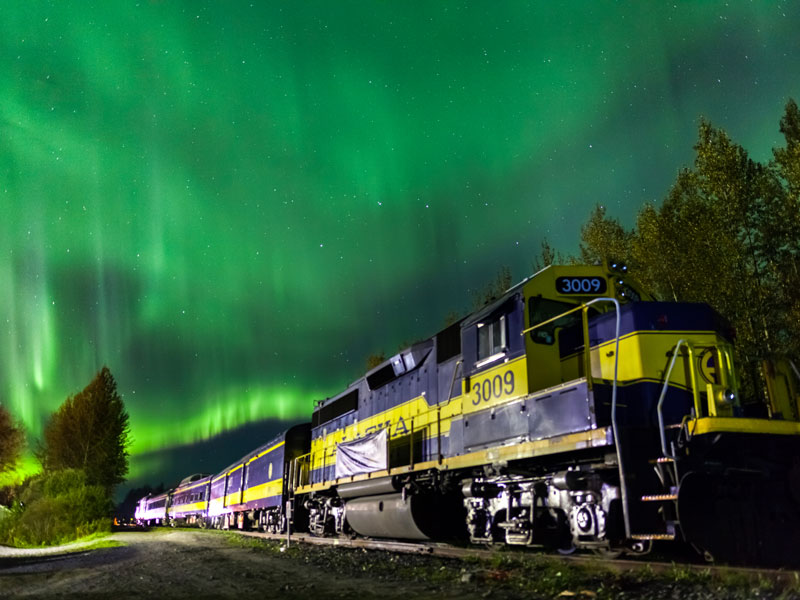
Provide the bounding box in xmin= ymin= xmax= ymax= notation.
xmin=556 ymin=543 xmax=576 ymax=555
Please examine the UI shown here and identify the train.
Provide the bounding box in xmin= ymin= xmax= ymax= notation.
xmin=135 ymin=262 xmax=800 ymax=566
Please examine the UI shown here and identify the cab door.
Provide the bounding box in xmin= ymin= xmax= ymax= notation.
xmin=524 ymin=294 xmax=583 ymax=393
xmin=523 ymin=268 xmax=610 ymax=394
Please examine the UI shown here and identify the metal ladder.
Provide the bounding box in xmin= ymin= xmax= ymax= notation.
xmin=631 ymin=453 xmax=681 ymax=541
xmin=630 ymin=340 xmax=697 ymax=542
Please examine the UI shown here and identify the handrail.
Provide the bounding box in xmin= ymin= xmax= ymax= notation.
xmin=790 ymin=359 xmax=800 ymax=384
xmin=656 ymin=339 xmax=691 ymax=460
xmin=290 ymin=452 xmax=311 ymax=492
xmin=440 ymin=360 xmax=461 ymax=462
xmin=444 ymin=360 xmax=463 ymax=405
xmin=522 ymin=297 xmax=627 ymax=537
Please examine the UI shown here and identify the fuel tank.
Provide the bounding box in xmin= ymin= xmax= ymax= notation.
xmin=344 ymin=493 xmax=431 ymax=540
xmin=345 ymin=490 xmax=467 ymax=541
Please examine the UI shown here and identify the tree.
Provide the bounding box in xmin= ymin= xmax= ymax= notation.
xmin=579 ymin=205 xmax=634 ymax=268
xmin=532 ymin=238 xmax=565 ymax=272
xmin=365 ymin=352 xmax=386 ymax=370
xmin=578 ymin=105 xmax=800 ymax=401
xmin=769 ymin=99 xmax=800 ymax=356
xmin=38 ymin=367 xmax=130 ymax=492
xmin=441 ymin=310 xmax=463 ymax=328
xmin=471 ymin=266 xmax=513 ymax=310
xmin=0 ymin=405 xmax=24 ymax=474
xmin=774 ymin=98 xmax=800 ymax=199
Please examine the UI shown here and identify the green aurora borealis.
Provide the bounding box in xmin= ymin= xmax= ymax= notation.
xmin=3 ymin=2 xmax=800 ymax=485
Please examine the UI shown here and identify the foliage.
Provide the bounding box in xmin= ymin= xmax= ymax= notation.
xmin=578 ymin=206 xmax=634 ymax=268
xmin=532 ymin=238 xmax=566 ymax=272
xmin=365 ymin=352 xmax=387 ymax=370
xmin=441 ymin=310 xmax=463 ymax=327
xmin=0 ymin=404 xmax=25 ymax=474
xmin=471 ymin=265 xmax=513 ymax=310
xmin=38 ymin=366 xmax=130 ymax=492
xmin=774 ymin=98 xmax=800 ymax=198
xmin=579 ymin=100 xmax=800 ymax=401
xmin=0 ymin=468 xmax=111 ymax=547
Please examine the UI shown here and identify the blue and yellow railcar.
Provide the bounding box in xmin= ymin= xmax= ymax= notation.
xmin=207 ymin=424 xmax=310 ymax=531
xmin=166 ymin=474 xmax=211 ymax=527
xmin=135 ymin=490 xmax=170 ymax=526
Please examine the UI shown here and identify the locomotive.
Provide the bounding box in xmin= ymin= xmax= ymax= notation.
xmin=136 ymin=263 xmax=800 ymax=566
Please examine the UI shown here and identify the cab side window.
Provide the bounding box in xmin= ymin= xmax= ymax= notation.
xmin=477 ymin=314 xmax=506 ymax=362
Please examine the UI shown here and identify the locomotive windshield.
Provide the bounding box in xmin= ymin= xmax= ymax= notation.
xmin=528 ymin=297 xmax=598 ymax=345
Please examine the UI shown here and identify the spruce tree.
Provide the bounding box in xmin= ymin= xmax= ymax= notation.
xmin=39 ymin=367 xmax=130 ymax=492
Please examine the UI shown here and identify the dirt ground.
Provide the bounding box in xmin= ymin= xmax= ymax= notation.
xmin=2 ymin=528 xmax=798 ymax=599
xmin=0 ymin=528 xmax=478 ymax=599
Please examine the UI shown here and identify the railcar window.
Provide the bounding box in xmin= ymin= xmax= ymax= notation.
xmin=477 ymin=314 xmax=506 ymax=361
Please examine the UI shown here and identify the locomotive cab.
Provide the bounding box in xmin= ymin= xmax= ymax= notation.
xmin=520 ymin=263 xmax=636 ymax=393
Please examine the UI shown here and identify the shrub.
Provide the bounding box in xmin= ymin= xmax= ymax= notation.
xmin=0 ymin=468 xmax=111 ymax=547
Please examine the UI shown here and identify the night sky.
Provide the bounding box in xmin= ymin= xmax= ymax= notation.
xmin=3 ymin=2 xmax=800 ymax=489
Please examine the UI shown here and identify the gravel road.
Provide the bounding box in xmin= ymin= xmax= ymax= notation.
xmin=0 ymin=528 xmax=474 ymax=599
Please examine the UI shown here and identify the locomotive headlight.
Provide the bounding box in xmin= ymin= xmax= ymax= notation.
xmin=713 ymin=387 xmax=736 ymax=406
xmin=721 ymin=388 xmax=736 ymax=405
xmin=615 ymin=280 xmax=641 ymax=302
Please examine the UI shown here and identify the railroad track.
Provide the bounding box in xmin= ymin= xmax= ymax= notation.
xmin=223 ymin=528 xmax=800 ymax=585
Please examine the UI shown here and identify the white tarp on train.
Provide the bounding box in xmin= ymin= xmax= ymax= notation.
xmin=335 ymin=428 xmax=388 ymax=478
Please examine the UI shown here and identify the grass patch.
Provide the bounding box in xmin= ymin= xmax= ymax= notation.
xmin=221 ymin=532 xmax=800 ymax=599
xmin=77 ymin=539 xmax=124 ymax=552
